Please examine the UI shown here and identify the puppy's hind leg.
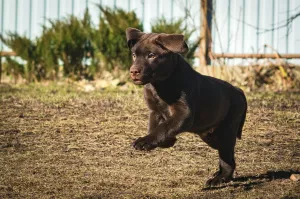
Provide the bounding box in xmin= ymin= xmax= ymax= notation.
xmin=205 ymin=121 xmax=239 ymax=186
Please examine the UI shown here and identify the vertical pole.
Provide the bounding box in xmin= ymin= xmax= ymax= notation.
xmin=1 ymin=0 xmax=4 ymax=40
xmin=142 ymin=0 xmax=145 ymax=25
xmin=207 ymin=0 xmax=212 ymax=62
xmin=227 ymin=0 xmax=230 ymax=52
xmin=256 ymin=0 xmax=260 ymax=52
xmin=212 ymin=0 xmax=215 ymax=53
xmin=171 ymin=0 xmax=174 ymax=22
xmin=157 ymin=0 xmax=159 ymax=18
xmin=57 ymin=0 xmax=60 ymax=19
xmin=277 ymin=0 xmax=280 ymax=49
xmin=286 ymin=0 xmax=290 ymax=53
xmin=242 ymin=0 xmax=245 ymax=53
xmin=44 ymin=0 xmax=47 ymax=27
xmin=0 ymin=0 xmax=4 ymax=83
xmin=15 ymin=0 xmax=18 ymax=32
xmin=185 ymin=0 xmax=188 ymax=28
xmin=185 ymin=0 xmax=188 ymax=15
xmin=199 ymin=0 xmax=212 ymax=66
xmin=1 ymin=0 xmax=4 ymax=39
xmin=29 ymin=0 xmax=32 ymax=39
xmin=99 ymin=0 xmax=102 ymax=16
xmin=72 ymin=0 xmax=74 ymax=15
xmin=114 ymin=0 xmax=116 ymax=9
xmin=271 ymin=0 xmax=275 ymax=51
xmin=86 ymin=0 xmax=88 ymax=10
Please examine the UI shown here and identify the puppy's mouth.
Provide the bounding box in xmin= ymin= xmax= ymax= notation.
xmin=132 ymin=79 xmax=144 ymax=85
xmin=131 ymin=74 xmax=152 ymax=85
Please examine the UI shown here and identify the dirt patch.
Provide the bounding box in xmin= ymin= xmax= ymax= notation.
xmin=0 ymin=83 xmax=299 ymax=198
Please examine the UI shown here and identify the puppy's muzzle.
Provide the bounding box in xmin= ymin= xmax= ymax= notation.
xmin=130 ymin=65 xmax=141 ymax=80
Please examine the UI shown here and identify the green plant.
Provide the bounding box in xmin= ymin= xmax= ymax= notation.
xmin=151 ymin=17 xmax=199 ymax=65
xmin=3 ymin=57 xmax=26 ymax=83
xmin=94 ymin=6 xmax=143 ymax=71
xmin=1 ymin=8 xmax=200 ymax=82
xmin=36 ymin=28 xmax=59 ymax=80
xmin=0 ymin=33 xmax=47 ymax=82
xmin=43 ymin=9 xmax=96 ymax=79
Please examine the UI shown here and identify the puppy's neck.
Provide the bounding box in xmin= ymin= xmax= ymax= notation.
xmin=152 ymin=54 xmax=191 ymax=88
xmin=149 ymin=54 xmax=193 ymax=104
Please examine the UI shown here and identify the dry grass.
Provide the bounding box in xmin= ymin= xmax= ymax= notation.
xmin=0 ymin=83 xmax=299 ymax=199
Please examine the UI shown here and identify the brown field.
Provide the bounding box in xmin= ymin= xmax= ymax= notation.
xmin=0 ymin=83 xmax=299 ymax=199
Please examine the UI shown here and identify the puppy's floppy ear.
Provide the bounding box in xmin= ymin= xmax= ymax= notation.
xmin=155 ymin=34 xmax=189 ymax=54
xmin=126 ymin=28 xmax=144 ymax=49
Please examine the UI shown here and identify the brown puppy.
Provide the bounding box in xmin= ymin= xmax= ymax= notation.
xmin=126 ymin=28 xmax=247 ymax=186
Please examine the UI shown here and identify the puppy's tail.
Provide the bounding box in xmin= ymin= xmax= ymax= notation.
xmin=236 ymin=88 xmax=247 ymax=139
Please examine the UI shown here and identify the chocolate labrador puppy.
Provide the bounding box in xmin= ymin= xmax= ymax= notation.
xmin=126 ymin=28 xmax=247 ymax=186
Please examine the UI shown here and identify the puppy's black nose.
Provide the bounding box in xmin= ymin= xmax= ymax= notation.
xmin=130 ymin=66 xmax=141 ymax=77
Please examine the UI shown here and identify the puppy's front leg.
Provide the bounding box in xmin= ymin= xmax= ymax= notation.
xmin=147 ymin=111 xmax=163 ymax=134
xmin=133 ymin=98 xmax=190 ymax=151
xmin=133 ymin=111 xmax=164 ymax=151
xmin=148 ymin=111 xmax=177 ymax=148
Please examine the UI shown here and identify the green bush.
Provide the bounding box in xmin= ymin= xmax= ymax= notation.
xmin=94 ymin=6 xmax=143 ymax=71
xmin=3 ymin=57 xmax=26 ymax=83
xmin=1 ymin=9 xmax=96 ymax=81
xmin=0 ymin=33 xmax=47 ymax=82
xmin=151 ymin=17 xmax=199 ymax=65
xmin=1 ymin=7 xmax=198 ymax=82
xmin=42 ymin=9 xmax=96 ymax=79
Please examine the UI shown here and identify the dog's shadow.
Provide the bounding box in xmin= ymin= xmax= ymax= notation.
xmin=202 ymin=170 xmax=300 ymax=191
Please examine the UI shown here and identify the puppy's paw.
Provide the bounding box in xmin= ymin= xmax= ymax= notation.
xmin=158 ymin=137 xmax=177 ymax=148
xmin=133 ymin=135 xmax=158 ymax=151
xmin=205 ymin=171 xmax=232 ymax=187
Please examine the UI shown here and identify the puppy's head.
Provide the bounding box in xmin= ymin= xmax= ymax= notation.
xmin=126 ymin=28 xmax=188 ymax=85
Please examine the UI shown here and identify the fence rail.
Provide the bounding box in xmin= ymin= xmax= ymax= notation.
xmin=0 ymin=51 xmax=16 ymax=56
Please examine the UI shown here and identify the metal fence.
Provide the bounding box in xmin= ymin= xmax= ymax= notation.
xmin=212 ymin=0 xmax=300 ymax=55
xmin=1 ymin=0 xmax=300 ymax=63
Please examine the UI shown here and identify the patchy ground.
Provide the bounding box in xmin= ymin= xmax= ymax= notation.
xmin=0 ymin=83 xmax=299 ymax=199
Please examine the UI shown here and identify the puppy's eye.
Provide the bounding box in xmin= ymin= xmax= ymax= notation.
xmin=132 ymin=53 xmax=136 ymax=61
xmin=148 ymin=52 xmax=156 ymax=59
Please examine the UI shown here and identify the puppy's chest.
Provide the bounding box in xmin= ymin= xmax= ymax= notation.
xmin=151 ymin=90 xmax=169 ymax=111
xmin=145 ymin=86 xmax=171 ymax=114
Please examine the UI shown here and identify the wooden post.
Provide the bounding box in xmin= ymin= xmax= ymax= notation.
xmin=199 ymin=0 xmax=212 ymax=66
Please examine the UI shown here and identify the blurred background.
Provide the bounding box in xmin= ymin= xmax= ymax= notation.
xmin=0 ymin=0 xmax=300 ymax=90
